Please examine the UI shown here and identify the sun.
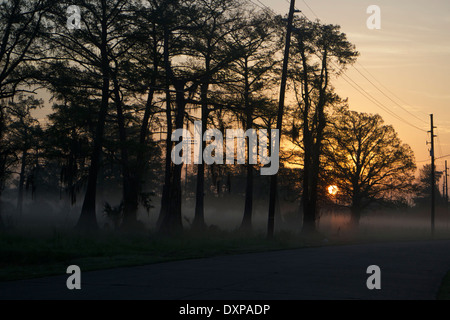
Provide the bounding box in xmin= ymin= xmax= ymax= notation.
xmin=328 ymin=185 xmax=339 ymax=196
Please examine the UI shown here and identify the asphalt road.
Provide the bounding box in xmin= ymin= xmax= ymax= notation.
xmin=1 ymin=240 xmax=450 ymax=300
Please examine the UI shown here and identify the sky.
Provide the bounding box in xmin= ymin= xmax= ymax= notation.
xmin=258 ymin=0 xmax=450 ymax=175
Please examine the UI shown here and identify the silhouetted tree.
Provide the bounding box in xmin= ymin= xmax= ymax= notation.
xmin=290 ymin=18 xmax=358 ymax=234
xmin=7 ymin=95 xmax=43 ymax=215
xmin=324 ymin=106 xmax=416 ymax=226
xmin=0 ymin=0 xmax=49 ymax=227
xmin=116 ymin=1 xmax=165 ymax=230
xmin=0 ymin=106 xmax=14 ymax=229
xmin=414 ymin=164 xmax=444 ymax=208
xmin=187 ymin=0 xmax=246 ymax=230
xmin=155 ymin=0 xmax=254 ymax=233
xmin=223 ymin=11 xmax=280 ymax=230
xmin=43 ymin=100 xmax=92 ymax=206
xmin=44 ymin=0 xmax=136 ymax=230
xmin=157 ymin=0 xmax=200 ymax=234
xmin=0 ymin=0 xmax=49 ymax=99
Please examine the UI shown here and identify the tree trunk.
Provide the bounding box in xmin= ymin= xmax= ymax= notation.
xmin=303 ymin=162 xmax=320 ymax=234
xmin=350 ymin=189 xmax=362 ymax=228
xmin=193 ymin=77 xmax=209 ymax=230
xmin=301 ymin=109 xmax=316 ymax=234
xmin=157 ymin=25 xmax=173 ymax=230
xmin=17 ymin=149 xmax=27 ymax=216
xmin=241 ymin=57 xmax=253 ymax=231
xmin=303 ymin=113 xmax=326 ymax=234
xmin=127 ymin=86 xmax=156 ymax=230
xmin=0 ymin=107 xmax=5 ymax=229
xmin=158 ymin=80 xmax=185 ymax=234
xmin=299 ymin=28 xmax=316 ymax=234
xmin=193 ymin=107 xmax=207 ymax=229
xmin=302 ymin=185 xmax=316 ymax=234
xmin=302 ymin=158 xmax=323 ymax=235
xmin=77 ymin=74 xmax=109 ymax=231
xmin=129 ymin=25 xmax=159 ymax=230
xmin=242 ymin=163 xmax=253 ymax=230
xmin=157 ymin=88 xmax=172 ymax=229
xmin=112 ymin=75 xmax=137 ymax=229
xmin=158 ymin=25 xmax=183 ymax=234
xmin=300 ymin=37 xmax=328 ymax=236
xmin=0 ymin=188 xmax=3 ymax=230
xmin=76 ymin=12 xmax=110 ymax=231
xmin=350 ymin=206 xmax=361 ymax=228
xmin=301 ymin=172 xmax=316 ymax=234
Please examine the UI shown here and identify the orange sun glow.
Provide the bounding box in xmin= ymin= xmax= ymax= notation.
xmin=328 ymin=185 xmax=339 ymax=196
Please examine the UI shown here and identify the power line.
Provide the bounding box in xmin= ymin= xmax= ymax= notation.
xmin=355 ymin=61 xmax=429 ymax=118
xmin=436 ymin=154 xmax=450 ymax=161
xmin=247 ymin=0 xmax=267 ymax=11
xmin=294 ymin=4 xmax=428 ymax=132
xmin=352 ymin=64 xmax=428 ymax=125
xmin=251 ymin=0 xmax=444 ymax=172
xmin=249 ymin=0 xmax=430 ymax=133
xmin=283 ymin=0 xmax=429 ymax=132
xmin=246 ymin=0 xmax=276 ymax=14
xmin=337 ymin=72 xmax=427 ymax=132
xmin=418 ymin=154 xmax=450 ymax=163
xmin=306 ymin=44 xmax=428 ymax=132
xmin=254 ymin=0 xmax=273 ymax=12
xmin=284 ymin=0 xmax=319 ymax=20
xmin=301 ymin=0 xmax=319 ymax=20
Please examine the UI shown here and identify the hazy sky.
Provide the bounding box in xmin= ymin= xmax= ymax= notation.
xmin=260 ymin=0 xmax=450 ymax=173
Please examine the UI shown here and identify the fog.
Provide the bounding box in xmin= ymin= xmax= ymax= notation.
xmin=2 ymin=185 xmax=448 ymax=242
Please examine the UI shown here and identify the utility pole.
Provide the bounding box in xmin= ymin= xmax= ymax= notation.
xmin=445 ymin=160 xmax=449 ymax=231
xmin=445 ymin=160 xmax=448 ymax=207
xmin=429 ymin=114 xmax=436 ymax=238
xmin=267 ymin=0 xmax=299 ymax=239
xmin=444 ymin=177 xmax=446 ymax=202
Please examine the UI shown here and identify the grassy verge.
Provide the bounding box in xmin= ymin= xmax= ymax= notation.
xmin=0 ymin=229 xmax=314 ymax=282
xmin=2 ymin=227 xmax=450 ymax=284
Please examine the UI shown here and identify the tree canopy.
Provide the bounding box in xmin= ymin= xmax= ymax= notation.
xmin=0 ymin=0 xmax=423 ymax=236
xmin=324 ymin=106 xmax=416 ymax=225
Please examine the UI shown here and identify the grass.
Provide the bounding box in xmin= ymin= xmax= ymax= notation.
xmin=0 ymin=229 xmax=315 ymax=282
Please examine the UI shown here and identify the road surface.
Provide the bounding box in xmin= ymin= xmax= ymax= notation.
xmin=1 ymin=240 xmax=450 ymax=300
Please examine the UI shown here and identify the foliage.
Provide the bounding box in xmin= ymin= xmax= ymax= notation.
xmin=324 ymin=105 xmax=416 ymax=221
